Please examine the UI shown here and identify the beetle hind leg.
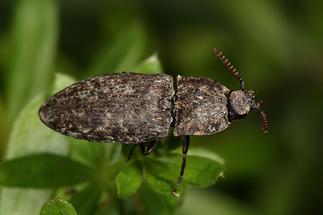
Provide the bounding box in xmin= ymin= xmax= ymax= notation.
xmin=172 ymin=136 xmax=190 ymax=197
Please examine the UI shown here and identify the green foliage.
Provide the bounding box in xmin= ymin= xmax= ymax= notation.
xmin=132 ymin=54 xmax=163 ymax=74
xmin=5 ymin=0 xmax=58 ymax=124
xmin=69 ymin=184 xmax=101 ymax=215
xmin=0 ymin=153 xmax=94 ymax=188
xmin=40 ymin=198 xmax=77 ymax=215
xmin=87 ymin=22 xmax=148 ymax=76
xmin=146 ymin=150 xmax=223 ymax=187
xmin=0 ymin=74 xmax=75 ymax=214
xmin=138 ymin=184 xmax=178 ymax=215
xmin=2 ymin=1 xmax=323 ymax=215
xmin=142 ymin=148 xmax=223 ymax=196
xmin=116 ymin=164 xmax=143 ymax=198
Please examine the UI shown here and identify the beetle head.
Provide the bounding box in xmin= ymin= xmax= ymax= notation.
xmin=228 ymin=90 xmax=268 ymax=133
xmin=213 ymin=48 xmax=268 ymax=133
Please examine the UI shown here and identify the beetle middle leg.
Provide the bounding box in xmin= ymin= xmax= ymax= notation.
xmin=172 ymin=135 xmax=190 ymax=196
xmin=140 ymin=140 xmax=159 ymax=156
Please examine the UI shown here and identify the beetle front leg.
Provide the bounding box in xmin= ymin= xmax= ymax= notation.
xmin=140 ymin=140 xmax=159 ymax=156
xmin=172 ymin=136 xmax=190 ymax=197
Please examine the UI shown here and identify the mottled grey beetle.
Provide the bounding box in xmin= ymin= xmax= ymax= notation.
xmin=39 ymin=48 xmax=268 ymax=196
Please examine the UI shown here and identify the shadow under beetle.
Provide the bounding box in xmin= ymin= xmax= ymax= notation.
xmin=39 ymin=48 xmax=268 ymax=196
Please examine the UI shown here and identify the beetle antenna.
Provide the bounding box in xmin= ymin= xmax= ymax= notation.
xmin=213 ymin=48 xmax=245 ymax=90
xmin=256 ymin=101 xmax=269 ymax=134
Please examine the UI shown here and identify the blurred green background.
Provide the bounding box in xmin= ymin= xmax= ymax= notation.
xmin=0 ymin=0 xmax=322 ymax=215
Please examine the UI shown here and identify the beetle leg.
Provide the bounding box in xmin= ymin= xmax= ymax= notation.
xmin=140 ymin=140 xmax=159 ymax=156
xmin=172 ymin=136 xmax=190 ymax=196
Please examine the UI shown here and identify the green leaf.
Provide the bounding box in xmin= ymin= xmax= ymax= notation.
xmin=69 ymin=184 xmax=101 ymax=215
xmin=185 ymin=148 xmax=224 ymax=187
xmin=0 ymin=153 xmax=94 ymax=188
xmin=116 ymin=164 xmax=142 ymax=198
xmin=94 ymin=198 xmax=120 ymax=215
xmin=132 ymin=54 xmax=163 ymax=74
xmin=0 ymin=74 xmax=74 ymax=215
xmin=5 ymin=96 xmax=67 ymax=159
xmin=88 ymin=22 xmax=147 ymax=76
xmin=175 ymin=188 xmax=258 ymax=215
xmin=69 ymin=139 xmax=106 ymax=168
xmin=5 ymin=73 xmax=75 ymax=160
xmin=0 ymin=100 xmax=6 ymax=158
xmin=6 ymin=0 xmax=58 ymax=124
xmin=40 ymin=198 xmax=77 ymax=215
xmin=52 ymin=73 xmax=76 ymax=93
xmin=145 ymin=148 xmax=224 ymax=190
xmin=145 ymin=170 xmax=174 ymax=195
xmin=138 ymin=184 xmax=174 ymax=215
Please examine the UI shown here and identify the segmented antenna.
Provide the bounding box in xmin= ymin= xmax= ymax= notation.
xmin=257 ymin=101 xmax=269 ymax=134
xmin=259 ymin=110 xmax=269 ymax=133
xmin=213 ymin=48 xmax=245 ymax=90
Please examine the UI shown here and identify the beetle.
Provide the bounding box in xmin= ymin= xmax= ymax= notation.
xmin=38 ymin=48 xmax=268 ymax=196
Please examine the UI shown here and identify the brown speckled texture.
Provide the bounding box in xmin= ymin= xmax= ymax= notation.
xmin=228 ymin=90 xmax=250 ymax=115
xmin=173 ymin=76 xmax=230 ymax=136
xmin=39 ymin=73 xmax=174 ymax=144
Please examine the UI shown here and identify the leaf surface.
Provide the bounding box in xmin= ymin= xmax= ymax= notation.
xmin=40 ymin=198 xmax=77 ymax=215
xmin=0 ymin=73 xmax=75 ymax=215
xmin=0 ymin=153 xmax=94 ymax=188
xmin=116 ymin=164 xmax=142 ymax=198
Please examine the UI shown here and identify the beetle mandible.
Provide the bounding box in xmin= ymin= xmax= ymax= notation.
xmin=38 ymin=48 xmax=268 ymax=196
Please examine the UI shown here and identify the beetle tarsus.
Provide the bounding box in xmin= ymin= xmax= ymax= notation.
xmin=172 ymin=136 xmax=190 ymax=196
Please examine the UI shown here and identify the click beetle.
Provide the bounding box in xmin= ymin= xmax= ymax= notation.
xmin=39 ymin=48 xmax=268 ymax=196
